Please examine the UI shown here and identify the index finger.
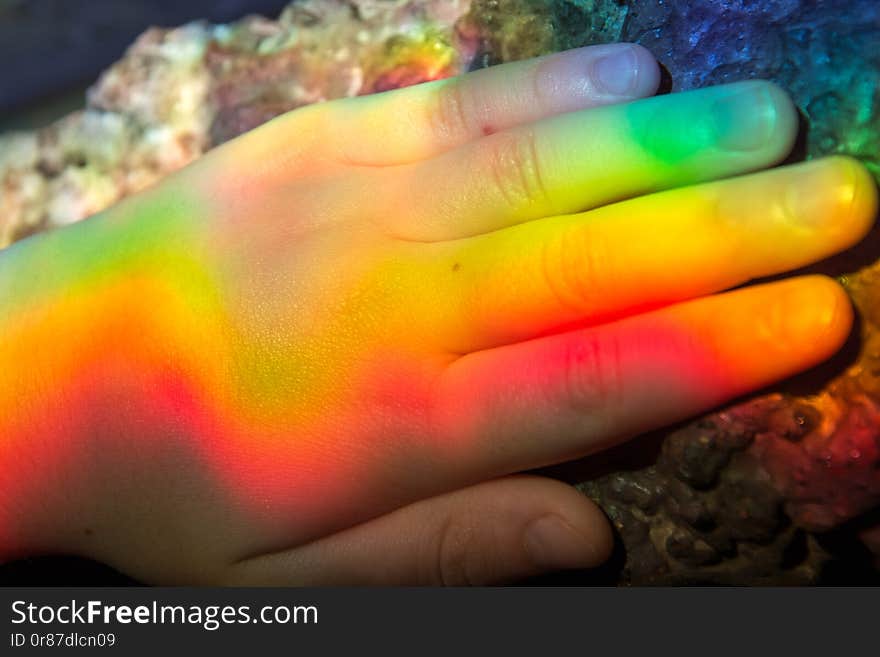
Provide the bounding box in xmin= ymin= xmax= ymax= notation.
xmin=257 ymin=43 xmax=660 ymax=168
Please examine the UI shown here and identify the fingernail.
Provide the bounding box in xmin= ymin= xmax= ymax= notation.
xmin=711 ymin=84 xmax=777 ymax=151
xmin=593 ymin=46 xmax=639 ymax=96
xmin=785 ymin=158 xmax=858 ymax=227
xmin=523 ymin=515 xmax=589 ymax=570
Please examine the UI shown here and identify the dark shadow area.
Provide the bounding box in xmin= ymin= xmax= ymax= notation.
xmin=779 ymin=106 xmax=810 ymax=167
xmin=537 ymin=430 xmax=667 ymax=484
xmin=816 ymin=507 xmax=880 ymax=585
xmin=655 ymin=60 xmax=674 ymax=95
xmin=0 ymin=556 xmax=140 ymax=586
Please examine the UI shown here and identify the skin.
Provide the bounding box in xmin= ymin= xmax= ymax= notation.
xmin=0 ymin=43 xmax=875 ymax=585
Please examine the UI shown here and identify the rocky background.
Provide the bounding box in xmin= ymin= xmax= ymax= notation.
xmin=0 ymin=0 xmax=878 ymax=584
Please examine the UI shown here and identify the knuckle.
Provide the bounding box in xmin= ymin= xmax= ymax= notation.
xmin=701 ymin=188 xmax=729 ymax=230
xmin=540 ymin=224 xmax=610 ymax=314
xmin=429 ymin=81 xmax=474 ymax=143
xmin=561 ymin=331 xmax=625 ymax=416
xmin=486 ymin=129 xmax=549 ymax=210
xmin=429 ymin=515 xmax=485 ymax=586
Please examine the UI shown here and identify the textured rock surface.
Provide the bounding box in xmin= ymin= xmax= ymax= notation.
xmin=0 ymin=0 xmax=878 ymax=584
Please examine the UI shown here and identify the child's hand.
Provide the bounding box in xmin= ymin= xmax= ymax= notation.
xmin=0 ymin=44 xmax=874 ymax=584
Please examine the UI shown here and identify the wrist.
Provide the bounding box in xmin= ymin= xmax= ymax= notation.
xmin=0 ymin=223 xmax=103 ymax=560
xmin=0 ymin=183 xmax=209 ymax=562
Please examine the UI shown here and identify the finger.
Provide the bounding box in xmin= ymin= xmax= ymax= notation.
xmin=226 ymin=476 xmax=612 ymax=585
xmin=431 ymin=276 xmax=852 ymax=478
xmin=432 ymin=156 xmax=876 ymax=352
xmin=381 ymin=80 xmax=798 ymax=241
xmin=279 ymin=43 xmax=660 ymax=168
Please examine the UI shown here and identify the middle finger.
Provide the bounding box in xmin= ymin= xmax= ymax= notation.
xmin=431 ymin=156 xmax=875 ymax=353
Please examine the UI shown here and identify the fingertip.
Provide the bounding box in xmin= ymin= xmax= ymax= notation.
xmin=797 ymin=275 xmax=854 ymax=356
xmin=565 ymin=495 xmax=615 ymax=568
xmin=519 ymin=477 xmax=614 ymax=571
xmin=624 ymin=79 xmax=800 ymax=176
xmin=792 ymin=155 xmax=878 ymax=248
xmin=754 ymin=79 xmax=800 ymax=164
xmin=837 ymin=155 xmax=879 ymax=240
xmin=588 ymin=43 xmax=660 ymax=99
xmin=682 ymin=277 xmax=855 ymax=399
xmin=707 ymin=79 xmax=797 ymax=162
xmin=523 ymin=515 xmax=603 ymax=571
xmin=754 ymin=275 xmax=853 ymax=368
xmin=627 ymin=43 xmax=662 ymax=98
